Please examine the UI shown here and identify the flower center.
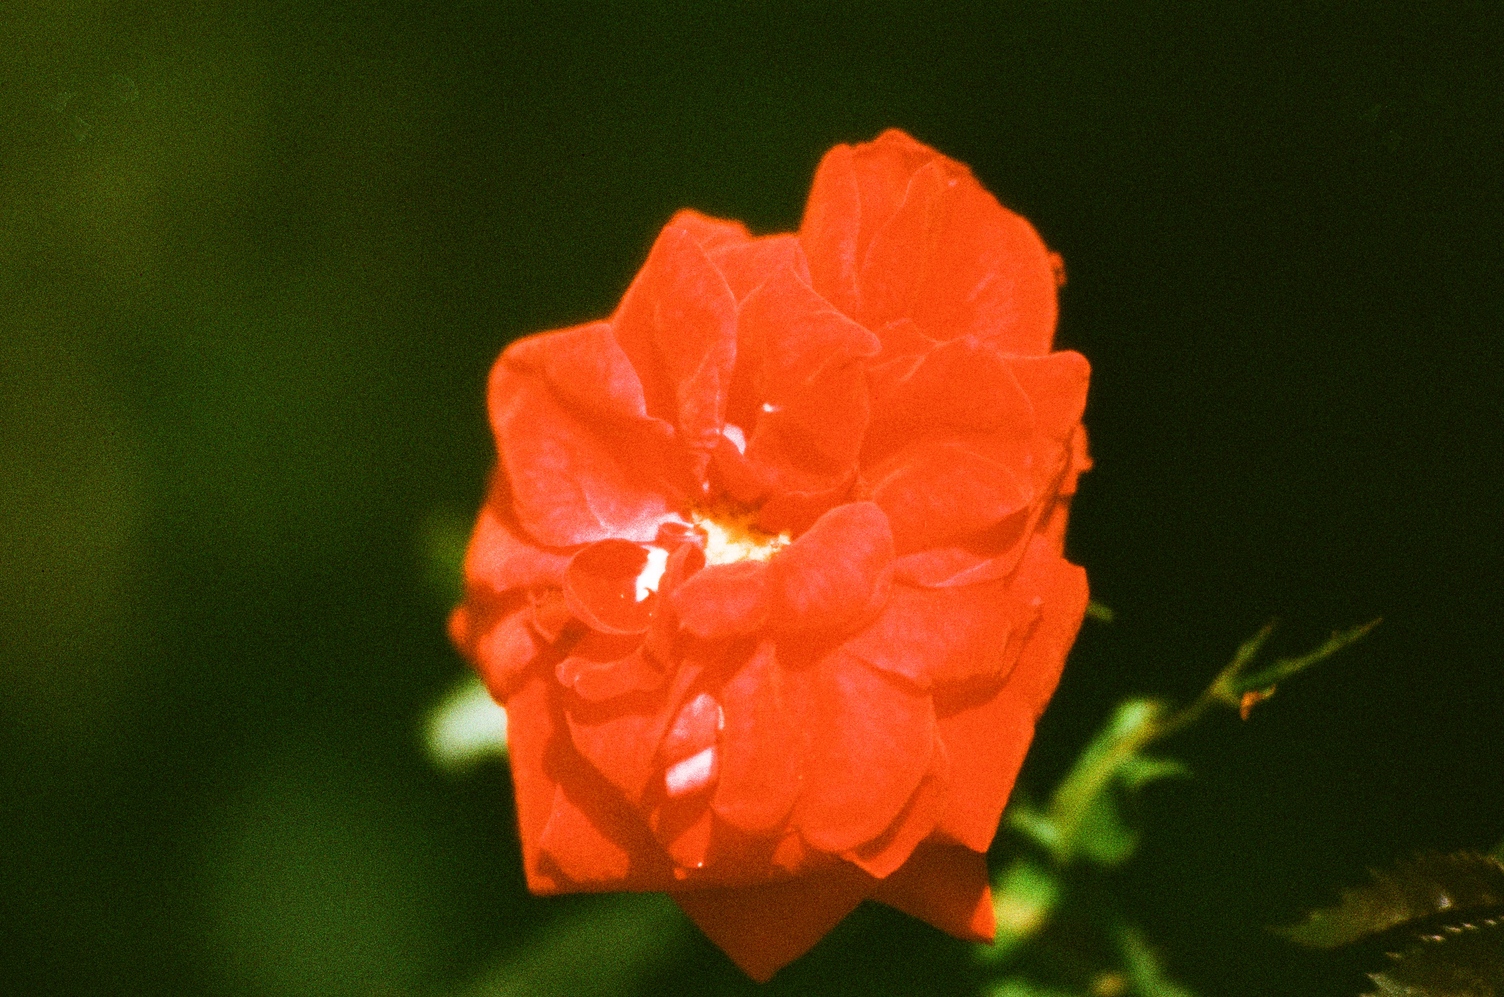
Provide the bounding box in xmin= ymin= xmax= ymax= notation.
xmin=691 ymin=506 xmax=790 ymax=566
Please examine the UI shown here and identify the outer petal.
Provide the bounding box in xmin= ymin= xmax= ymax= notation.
xmin=800 ymin=129 xmax=940 ymax=321
xmin=537 ymin=782 xmax=635 ymax=886
xmin=840 ymin=579 xmax=1020 ymax=690
xmin=503 ymin=320 xmax=653 ymax=423
xmin=664 ymin=208 xmax=751 ymax=255
xmin=494 ymin=370 xmax=678 ymax=546
xmin=708 ymin=233 xmax=810 ymax=303
xmin=1008 ymin=350 xmax=1092 ymax=448
xmin=710 ymin=640 xmax=802 ymax=835
xmin=464 ymin=498 xmax=572 ymax=597
xmin=933 ymin=544 xmax=1088 ymax=850
xmin=869 ymin=843 xmax=996 ymax=943
xmin=795 ymin=651 xmax=934 ymax=854
xmin=846 ymin=735 xmax=949 ymax=879
xmin=856 ymin=156 xmax=1058 ymax=354
xmin=671 ymin=864 xmax=876 ymax=982
xmin=768 ymin=501 xmax=894 ymax=634
xmin=612 ymin=222 xmax=739 ymax=451
xmin=869 ymin=442 xmax=1031 ymax=557
xmin=464 ymin=604 xmax=544 ymax=700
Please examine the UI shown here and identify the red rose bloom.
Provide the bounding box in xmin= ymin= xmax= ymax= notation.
xmin=449 ymin=129 xmax=1091 ymax=981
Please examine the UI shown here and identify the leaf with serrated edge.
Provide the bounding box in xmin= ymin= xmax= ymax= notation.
xmin=1365 ymin=917 xmax=1504 ymax=997
xmin=1280 ymin=852 xmax=1504 ymax=949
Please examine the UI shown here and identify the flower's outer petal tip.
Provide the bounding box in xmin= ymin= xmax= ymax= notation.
xmin=671 ymin=865 xmax=874 ymax=982
xmin=870 ymin=843 xmax=996 ymax=944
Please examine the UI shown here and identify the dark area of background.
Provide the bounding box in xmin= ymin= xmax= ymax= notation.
xmin=2 ymin=2 xmax=1500 ymax=995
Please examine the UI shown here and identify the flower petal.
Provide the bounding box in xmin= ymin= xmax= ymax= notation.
xmin=563 ymin=539 xmax=657 ymax=635
xmin=503 ymin=320 xmax=652 ymax=423
xmin=933 ymin=544 xmax=1088 ymax=850
xmin=841 ymin=579 xmax=1022 ymax=690
xmin=1008 ymin=350 xmax=1092 ymax=447
xmin=845 ymin=735 xmax=949 ymax=879
xmin=671 ymin=864 xmax=876 ymax=982
xmin=795 ymin=652 xmax=935 ymax=853
xmin=768 ymin=501 xmax=894 ymax=634
xmin=869 ymin=843 xmax=995 ymax=943
xmin=708 ymin=233 xmax=810 ymax=303
xmin=734 ymin=266 xmax=879 ymax=487
xmin=711 ymin=640 xmax=802 ymax=835
xmin=800 ymin=129 xmax=940 ymax=322
xmin=671 ymin=560 xmax=770 ymax=639
xmin=869 ymin=442 xmax=1031 ymax=557
xmin=856 ymin=155 xmax=1058 ymax=354
xmin=564 ymin=664 xmax=701 ymax=805
xmin=664 ymin=208 xmax=751 ymax=255
xmin=464 ymin=497 xmax=572 ymax=597
xmin=864 ymin=338 xmax=1033 ymax=462
xmin=612 ymin=222 xmax=739 ymax=451
xmin=537 ymin=782 xmax=635 ymax=887
xmin=464 ymin=604 xmax=544 ymax=699
xmin=494 ymin=371 xmax=677 ymax=546
xmin=556 ymin=644 xmax=663 ymax=702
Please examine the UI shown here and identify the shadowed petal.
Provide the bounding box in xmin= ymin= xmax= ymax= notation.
xmin=933 ymin=543 xmax=1088 ymax=850
xmin=711 ymin=641 xmax=802 ymax=835
xmin=841 ymin=579 xmax=1023 ymax=689
xmin=671 ymin=864 xmax=876 ymax=982
xmin=846 ymin=736 xmax=949 ymax=879
xmin=870 ymin=843 xmax=995 ymax=943
xmin=869 ymin=442 xmax=1031 ymax=557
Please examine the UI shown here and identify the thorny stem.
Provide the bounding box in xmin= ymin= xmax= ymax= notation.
xmin=1146 ymin=617 xmax=1380 ymax=747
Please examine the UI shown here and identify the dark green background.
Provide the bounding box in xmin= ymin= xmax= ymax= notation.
xmin=2 ymin=3 xmax=1500 ymax=994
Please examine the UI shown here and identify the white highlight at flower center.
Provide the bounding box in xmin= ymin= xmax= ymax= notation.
xmin=692 ymin=510 xmax=791 ymax=567
xmin=664 ymin=746 xmax=718 ymax=798
xmin=721 ymin=423 xmax=747 ymax=454
xmin=634 ymin=546 xmax=670 ymax=601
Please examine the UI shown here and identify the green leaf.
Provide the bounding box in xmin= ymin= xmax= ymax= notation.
xmin=1366 ymin=918 xmax=1504 ymax=997
xmin=985 ymin=978 xmax=1086 ymax=997
xmin=1114 ymin=924 xmax=1199 ymax=997
xmin=983 ymin=858 xmax=1063 ymax=963
xmin=424 ymin=674 xmax=508 ymax=772
xmin=1085 ymin=600 xmax=1116 ymax=623
xmin=1279 ymin=852 xmax=1504 ymax=949
xmin=1027 ymin=699 xmax=1186 ymax=867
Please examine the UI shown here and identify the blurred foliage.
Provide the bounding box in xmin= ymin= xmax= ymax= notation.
xmin=427 ymin=675 xmax=509 ymax=772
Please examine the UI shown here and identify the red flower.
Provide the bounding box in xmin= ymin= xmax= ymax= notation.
xmin=449 ymin=129 xmax=1091 ymax=981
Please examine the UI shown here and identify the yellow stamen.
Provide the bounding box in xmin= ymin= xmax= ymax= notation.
xmin=691 ymin=506 xmax=790 ymax=566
